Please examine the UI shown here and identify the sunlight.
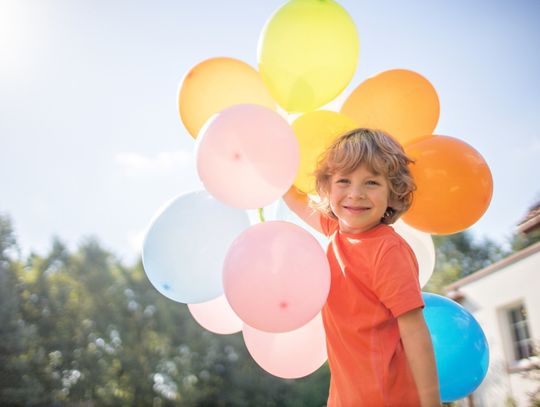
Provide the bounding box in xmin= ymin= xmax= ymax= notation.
xmin=0 ymin=1 xmax=50 ymax=81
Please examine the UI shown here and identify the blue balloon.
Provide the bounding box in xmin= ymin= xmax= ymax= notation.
xmin=142 ymin=190 xmax=251 ymax=304
xmin=422 ymin=292 xmax=490 ymax=402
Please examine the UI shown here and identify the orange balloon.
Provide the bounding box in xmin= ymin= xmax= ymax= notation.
xmin=341 ymin=69 xmax=439 ymax=145
xmin=178 ymin=57 xmax=276 ymax=138
xmin=402 ymin=136 xmax=493 ymax=235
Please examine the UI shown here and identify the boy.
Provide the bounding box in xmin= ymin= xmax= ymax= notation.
xmin=283 ymin=128 xmax=440 ymax=407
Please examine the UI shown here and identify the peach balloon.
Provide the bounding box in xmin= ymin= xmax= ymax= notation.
xmin=178 ymin=57 xmax=276 ymax=138
xmin=188 ymin=295 xmax=243 ymax=335
xmin=196 ymin=104 xmax=299 ymax=209
xmin=341 ymin=69 xmax=439 ymax=145
xmin=223 ymin=221 xmax=330 ymax=333
xmin=242 ymin=313 xmax=327 ymax=379
xmin=402 ymin=136 xmax=493 ymax=234
xmin=292 ymin=110 xmax=358 ymax=194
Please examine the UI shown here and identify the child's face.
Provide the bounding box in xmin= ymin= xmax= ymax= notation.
xmin=328 ymin=164 xmax=390 ymax=234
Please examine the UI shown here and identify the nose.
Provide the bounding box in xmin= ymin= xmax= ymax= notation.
xmin=348 ymin=184 xmax=366 ymax=199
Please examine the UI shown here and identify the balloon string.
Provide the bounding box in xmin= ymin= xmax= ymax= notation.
xmin=258 ymin=207 xmax=265 ymax=223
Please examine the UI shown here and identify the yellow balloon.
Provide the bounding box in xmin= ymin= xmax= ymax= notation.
xmin=258 ymin=0 xmax=359 ymax=113
xmin=292 ymin=110 xmax=358 ymax=194
xmin=341 ymin=69 xmax=440 ymax=145
xmin=178 ymin=57 xmax=276 ymax=138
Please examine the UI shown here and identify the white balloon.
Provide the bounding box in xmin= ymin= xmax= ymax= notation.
xmin=393 ymin=219 xmax=435 ymax=287
xmin=142 ymin=190 xmax=251 ymax=303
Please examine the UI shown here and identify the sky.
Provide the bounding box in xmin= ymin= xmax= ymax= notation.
xmin=1 ymin=0 xmax=539 ymax=264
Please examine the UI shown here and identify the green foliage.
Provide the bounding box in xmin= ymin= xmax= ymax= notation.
xmin=0 ymin=214 xmax=36 ymax=404
xmin=424 ymin=230 xmax=508 ymax=293
xmin=0 ymin=216 xmax=329 ymax=406
xmin=7 ymin=212 xmax=523 ymax=406
xmin=511 ymin=228 xmax=540 ymax=252
xmin=423 ymin=263 xmax=461 ymax=295
xmin=432 ymin=231 xmax=507 ymax=277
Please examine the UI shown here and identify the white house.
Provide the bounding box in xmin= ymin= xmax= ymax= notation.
xmin=444 ymin=206 xmax=540 ymax=407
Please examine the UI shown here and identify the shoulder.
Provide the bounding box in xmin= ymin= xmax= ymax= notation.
xmin=374 ymin=226 xmax=418 ymax=268
xmin=370 ymin=227 xmax=421 ymax=300
xmin=377 ymin=225 xmax=412 ymax=251
xmin=320 ymin=214 xmax=339 ymax=236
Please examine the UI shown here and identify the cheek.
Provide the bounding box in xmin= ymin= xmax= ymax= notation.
xmin=330 ymin=189 xmax=346 ymax=202
xmin=328 ymin=192 xmax=343 ymax=209
xmin=385 ymin=191 xmax=395 ymax=206
xmin=327 ymin=185 xmax=338 ymax=198
xmin=373 ymin=191 xmax=390 ymax=207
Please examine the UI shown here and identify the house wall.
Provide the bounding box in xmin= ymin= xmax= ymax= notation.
xmin=451 ymin=249 xmax=540 ymax=407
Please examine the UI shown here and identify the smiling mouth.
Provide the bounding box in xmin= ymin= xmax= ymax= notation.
xmin=343 ymin=205 xmax=370 ymax=212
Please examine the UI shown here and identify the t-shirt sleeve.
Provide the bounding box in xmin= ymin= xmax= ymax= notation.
xmin=371 ymin=241 xmax=424 ymax=317
xmin=319 ymin=214 xmax=339 ymax=237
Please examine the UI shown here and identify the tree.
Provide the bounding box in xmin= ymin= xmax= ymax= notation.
xmin=510 ymin=228 xmax=540 ymax=252
xmin=0 ymin=214 xmax=23 ymax=402
xmin=0 ymin=215 xmax=45 ymax=405
xmin=0 ymin=217 xmax=331 ymax=406
xmin=424 ymin=230 xmax=507 ymax=294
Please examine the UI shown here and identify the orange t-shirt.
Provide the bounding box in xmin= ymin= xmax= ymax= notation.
xmin=320 ymin=216 xmax=424 ymax=407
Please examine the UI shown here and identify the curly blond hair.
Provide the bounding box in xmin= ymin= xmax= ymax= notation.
xmin=313 ymin=128 xmax=416 ymax=225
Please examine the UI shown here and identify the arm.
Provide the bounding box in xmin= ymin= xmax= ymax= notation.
xmin=397 ymin=308 xmax=441 ymax=407
xmin=282 ymin=186 xmax=323 ymax=233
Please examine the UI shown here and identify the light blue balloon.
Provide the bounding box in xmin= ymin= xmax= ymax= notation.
xmin=142 ymin=190 xmax=251 ymax=304
xmin=422 ymin=292 xmax=490 ymax=402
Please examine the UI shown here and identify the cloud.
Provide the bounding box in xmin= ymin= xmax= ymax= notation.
xmin=115 ymin=149 xmax=194 ymax=178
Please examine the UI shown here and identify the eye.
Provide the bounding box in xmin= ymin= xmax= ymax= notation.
xmin=336 ymin=178 xmax=350 ymax=184
xmin=366 ymin=180 xmax=380 ymax=186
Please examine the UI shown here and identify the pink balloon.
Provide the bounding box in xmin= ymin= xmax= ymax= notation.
xmin=188 ymin=295 xmax=243 ymax=335
xmin=223 ymin=221 xmax=330 ymax=333
xmin=195 ymin=104 xmax=299 ymax=209
xmin=243 ymin=313 xmax=327 ymax=379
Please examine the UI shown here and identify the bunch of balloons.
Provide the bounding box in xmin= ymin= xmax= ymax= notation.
xmin=142 ymin=0 xmax=492 ymax=400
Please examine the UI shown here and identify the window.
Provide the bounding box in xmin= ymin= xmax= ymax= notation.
xmin=507 ymin=304 xmax=535 ymax=361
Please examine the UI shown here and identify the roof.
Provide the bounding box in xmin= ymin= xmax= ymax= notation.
xmin=517 ymin=201 xmax=540 ymax=234
xmin=445 ymin=240 xmax=540 ymax=295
